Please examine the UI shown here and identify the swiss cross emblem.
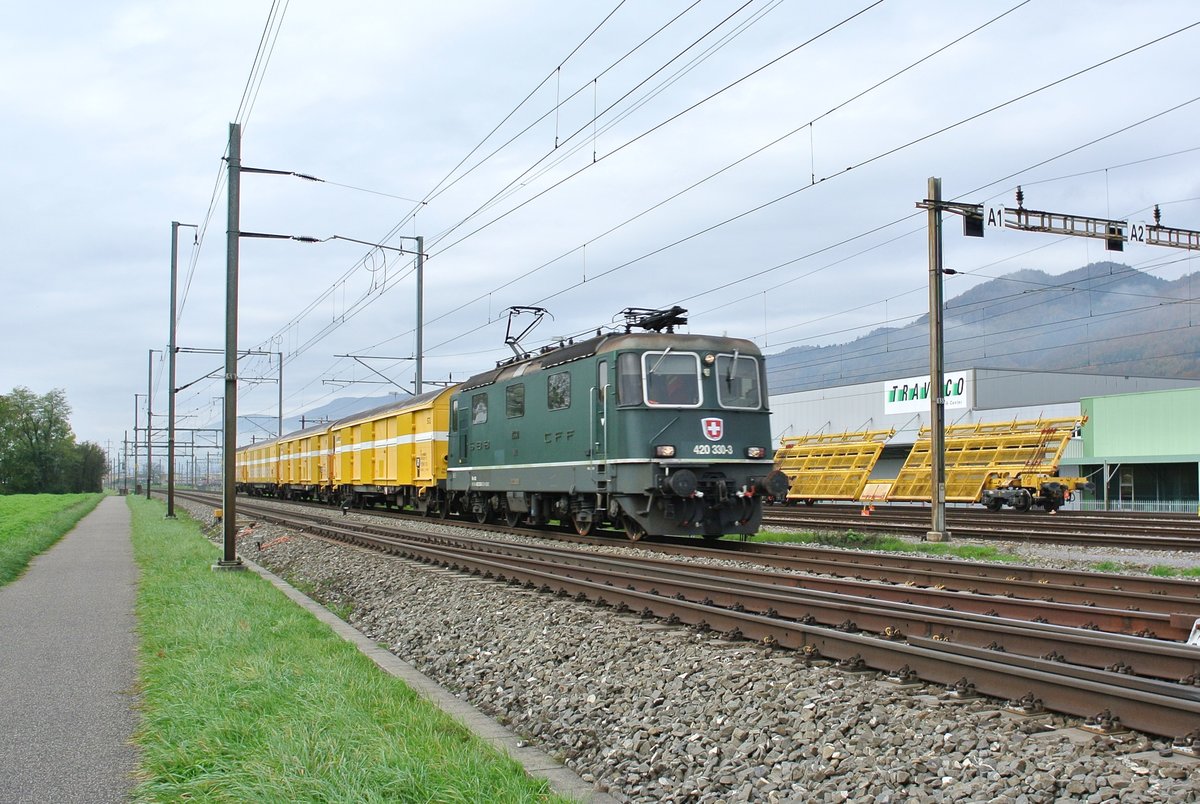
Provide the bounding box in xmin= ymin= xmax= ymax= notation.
xmin=702 ymin=417 xmax=724 ymax=441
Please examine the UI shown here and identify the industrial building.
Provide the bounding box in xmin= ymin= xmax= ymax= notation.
xmin=768 ymin=368 xmax=1200 ymax=511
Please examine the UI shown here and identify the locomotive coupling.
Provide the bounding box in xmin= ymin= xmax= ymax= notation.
xmin=757 ymin=470 xmax=790 ymax=499
xmin=659 ymin=467 xmax=698 ymax=497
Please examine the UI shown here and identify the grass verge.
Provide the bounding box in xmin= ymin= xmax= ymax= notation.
xmin=1149 ymin=564 xmax=1200 ymax=579
xmin=752 ymin=528 xmax=1019 ymax=563
xmin=128 ymin=496 xmax=568 ymax=803
xmin=0 ymin=492 xmax=104 ymax=586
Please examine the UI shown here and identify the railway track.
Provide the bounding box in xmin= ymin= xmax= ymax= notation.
xmin=763 ymin=503 xmax=1200 ymax=551
xmin=211 ymin=491 xmax=1200 ymax=610
xmin=179 ymin=491 xmax=1200 ymax=741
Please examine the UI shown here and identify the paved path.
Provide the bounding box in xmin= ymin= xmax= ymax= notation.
xmin=0 ymin=497 xmax=139 ymax=803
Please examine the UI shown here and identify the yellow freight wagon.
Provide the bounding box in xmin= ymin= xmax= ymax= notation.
xmin=237 ymin=438 xmax=280 ymax=494
xmin=330 ymin=388 xmax=454 ymax=512
xmin=277 ymin=424 xmax=333 ymax=501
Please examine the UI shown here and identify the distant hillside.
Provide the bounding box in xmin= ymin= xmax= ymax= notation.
xmin=765 ymin=262 xmax=1200 ymax=393
xmin=243 ymin=262 xmax=1199 ymax=442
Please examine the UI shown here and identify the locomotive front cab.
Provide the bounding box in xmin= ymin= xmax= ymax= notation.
xmin=602 ymin=340 xmax=788 ymax=537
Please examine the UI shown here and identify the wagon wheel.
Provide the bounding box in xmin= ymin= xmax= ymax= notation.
xmin=571 ymin=513 xmax=594 ymax=537
xmin=622 ymin=515 xmax=646 ymax=542
xmin=475 ymin=505 xmax=493 ymax=524
xmin=504 ymin=509 xmax=522 ymax=528
xmin=427 ymin=497 xmax=448 ymax=518
xmin=1012 ymin=490 xmax=1032 ymax=512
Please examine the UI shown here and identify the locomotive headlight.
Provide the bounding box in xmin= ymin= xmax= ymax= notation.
xmin=746 ymin=446 xmax=766 ymax=459
xmin=654 ymin=445 xmax=676 ymax=458
xmin=704 ymin=353 xmax=715 ymax=365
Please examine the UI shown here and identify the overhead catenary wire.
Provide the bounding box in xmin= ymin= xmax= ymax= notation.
xmin=234 ymin=1 xmax=665 ymax=380
xmin=177 ymin=0 xmax=291 ymax=328
xmin=354 ymin=0 xmax=1030 ymax=360
xmin=426 ymin=0 xmax=877 ymax=257
xmin=178 ymin=7 xmax=1200 ymax=431
xmin=249 ymin=0 xmax=776 ymax=367
xmin=402 ymin=12 xmax=1199 ymax=354
xmin=241 ymin=0 xmax=1050 ymax=395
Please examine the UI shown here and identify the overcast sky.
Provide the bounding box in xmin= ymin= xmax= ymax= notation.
xmin=3 ymin=1 xmax=1198 ymax=457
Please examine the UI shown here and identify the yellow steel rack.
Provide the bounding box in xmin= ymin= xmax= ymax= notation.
xmin=886 ymin=416 xmax=1086 ymax=503
xmin=773 ymin=429 xmax=896 ymax=502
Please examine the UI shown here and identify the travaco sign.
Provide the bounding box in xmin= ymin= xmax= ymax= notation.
xmin=883 ymin=372 xmax=969 ymax=415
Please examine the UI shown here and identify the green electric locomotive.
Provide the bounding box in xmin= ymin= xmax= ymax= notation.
xmin=444 ymin=307 xmax=789 ymax=539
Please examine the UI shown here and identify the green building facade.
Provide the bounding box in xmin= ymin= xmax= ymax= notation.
xmin=1081 ymin=387 xmax=1200 ymax=511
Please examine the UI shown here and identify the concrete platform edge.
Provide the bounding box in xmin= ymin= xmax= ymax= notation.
xmin=240 ymin=556 xmax=612 ymax=803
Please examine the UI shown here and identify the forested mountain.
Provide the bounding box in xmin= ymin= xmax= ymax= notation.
xmin=764 ymin=262 xmax=1200 ymax=393
xmin=278 ymin=262 xmax=1199 ymax=433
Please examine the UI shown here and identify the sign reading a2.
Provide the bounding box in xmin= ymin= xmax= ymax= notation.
xmin=1127 ymin=221 xmax=1147 ymax=246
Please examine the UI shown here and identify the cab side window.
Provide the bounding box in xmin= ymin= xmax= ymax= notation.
xmin=617 ymin=353 xmax=641 ymax=406
xmin=506 ymin=384 xmax=525 ymax=418
xmin=471 ymin=393 xmax=488 ymax=425
xmin=547 ymin=372 xmax=570 ymax=411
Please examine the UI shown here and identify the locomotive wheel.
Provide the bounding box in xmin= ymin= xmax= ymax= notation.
xmin=504 ymin=509 xmax=521 ymax=528
xmin=571 ymin=514 xmax=594 ymax=537
xmin=475 ymin=507 xmax=493 ymax=524
xmin=622 ymin=516 xmax=646 ymax=542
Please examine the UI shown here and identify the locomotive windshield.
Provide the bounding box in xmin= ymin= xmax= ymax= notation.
xmin=643 ymin=351 xmax=701 ymax=407
xmin=715 ymin=353 xmax=762 ymax=409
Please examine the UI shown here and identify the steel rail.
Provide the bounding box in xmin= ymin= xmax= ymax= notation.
xmin=191 ymin=492 xmax=1200 ymax=737
xmin=623 ymin=540 xmax=1200 ymax=613
xmin=236 ymin=503 xmax=1200 ymax=689
xmin=763 ymin=506 xmax=1200 ymax=551
xmin=301 ymin=518 xmax=1200 ymax=738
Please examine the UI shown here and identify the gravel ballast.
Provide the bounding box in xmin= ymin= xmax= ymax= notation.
xmin=185 ymin=501 xmax=1200 ymax=803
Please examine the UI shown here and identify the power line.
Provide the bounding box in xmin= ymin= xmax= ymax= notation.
xmin=199 ymin=9 xmax=1200 ymax=424
xmin=417 ymin=17 xmax=1200 ymax=360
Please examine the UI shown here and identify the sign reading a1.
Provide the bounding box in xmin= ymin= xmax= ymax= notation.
xmin=985 ymin=203 xmax=1005 ymax=230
